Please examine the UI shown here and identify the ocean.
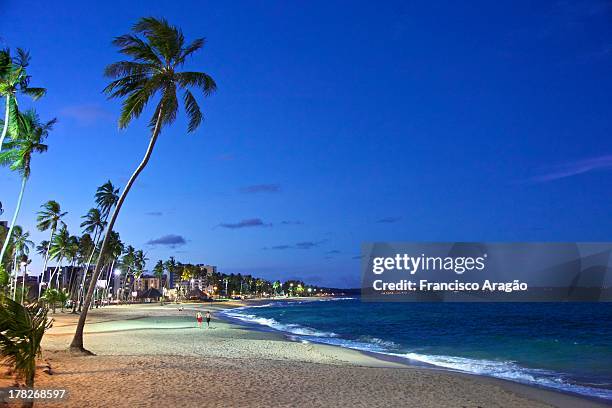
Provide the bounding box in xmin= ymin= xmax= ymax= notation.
xmin=220 ymin=299 xmax=612 ymax=401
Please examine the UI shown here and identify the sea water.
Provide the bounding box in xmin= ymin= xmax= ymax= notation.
xmin=220 ymin=299 xmax=612 ymax=401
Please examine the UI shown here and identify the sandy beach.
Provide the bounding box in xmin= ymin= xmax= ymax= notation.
xmin=1 ymin=302 xmax=607 ymax=408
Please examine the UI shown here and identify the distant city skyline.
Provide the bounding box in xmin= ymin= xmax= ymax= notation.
xmin=2 ymin=0 xmax=612 ymax=287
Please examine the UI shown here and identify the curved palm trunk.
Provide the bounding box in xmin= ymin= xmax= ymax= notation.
xmin=0 ymin=95 xmax=10 ymax=152
xmin=70 ymin=108 xmax=163 ymax=352
xmin=38 ymin=228 xmax=55 ymax=299
xmin=0 ymin=176 xmax=27 ymax=264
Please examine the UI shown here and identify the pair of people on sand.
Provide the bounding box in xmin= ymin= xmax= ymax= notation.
xmin=196 ymin=311 xmax=211 ymax=328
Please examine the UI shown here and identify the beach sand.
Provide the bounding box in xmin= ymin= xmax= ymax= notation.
xmin=1 ymin=302 xmax=606 ymax=408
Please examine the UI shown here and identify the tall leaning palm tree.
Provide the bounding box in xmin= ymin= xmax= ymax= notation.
xmin=71 ymin=17 xmax=216 ymax=352
xmin=36 ymin=200 xmax=67 ymax=297
xmin=0 ymin=48 xmax=46 ymax=152
xmin=0 ymin=110 xmax=54 ymax=265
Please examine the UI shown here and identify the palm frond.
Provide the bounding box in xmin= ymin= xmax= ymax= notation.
xmin=21 ymin=87 xmax=46 ymax=100
xmin=112 ymin=34 xmax=163 ymax=65
xmin=0 ymin=296 xmax=52 ymax=386
xmin=118 ymin=79 xmax=161 ymax=129
xmin=14 ymin=48 xmax=31 ymax=68
xmin=104 ymin=61 xmax=157 ymax=78
xmin=105 ymin=17 xmax=216 ymax=133
xmin=176 ymin=38 xmax=205 ymax=66
xmin=183 ymin=89 xmax=202 ymax=132
xmin=176 ymin=71 xmax=217 ymax=96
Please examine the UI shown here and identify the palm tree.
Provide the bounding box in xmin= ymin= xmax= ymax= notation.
xmin=98 ymin=231 xmax=123 ymax=305
xmin=75 ymin=180 xmax=118 ymax=309
xmin=71 ymin=17 xmax=216 ymax=352
xmin=163 ymin=256 xmax=177 ymax=297
xmin=35 ymin=240 xmax=49 ymax=258
xmin=135 ymin=250 xmax=148 ymax=273
xmin=153 ymin=260 xmax=164 ymax=304
xmin=10 ymin=226 xmax=33 ymax=302
xmin=0 ymin=110 xmax=54 ymax=265
xmin=119 ymin=245 xmax=136 ymax=300
xmin=131 ymin=249 xmax=148 ymax=300
xmin=41 ymin=288 xmax=60 ymax=314
xmin=0 ymin=48 xmax=46 ymax=152
xmin=71 ymin=234 xmax=94 ymax=312
xmin=36 ymin=200 xmax=67 ymax=297
xmin=63 ymin=235 xmax=79 ymax=303
xmin=80 ymin=208 xmax=106 ymax=236
xmin=95 ymin=180 xmax=119 ymax=219
xmin=75 ymin=207 xmax=106 ymax=309
xmin=47 ymin=226 xmax=71 ymax=290
xmin=272 ymin=280 xmax=281 ymax=296
xmin=57 ymin=290 xmax=69 ymax=313
xmin=0 ymin=296 xmax=52 ymax=389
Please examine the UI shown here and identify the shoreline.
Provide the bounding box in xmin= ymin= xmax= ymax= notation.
xmin=218 ymin=298 xmax=611 ymax=408
xmin=1 ymin=301 xmax=607 ymax=407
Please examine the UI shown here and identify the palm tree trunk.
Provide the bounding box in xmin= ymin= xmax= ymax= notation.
xmin=48 ymin=262 xmax=62 ymax=290
xmin=0 ymin=95 xmax=10 ymax=152
xmin=0 ymin=176 xmax=27 ymax=265
xmin=21 ymin=264 xmax=27 ymax=304
xmin=70 ymin=263 xmax=84 ymax=313
xmin=38 ymin=228 xmax=55 ymax=299
xmin=11 ymin=252 xmax=18 ymax=300
xmin=70 ymin=107 xmax=164 ymax=352
xmin=77 ymin=227 xmax=100 ymax=312
xmin=101 ymin=260 xmax=115 ymax=306
xmin=66 ymin=259 xmax=77 ymax=304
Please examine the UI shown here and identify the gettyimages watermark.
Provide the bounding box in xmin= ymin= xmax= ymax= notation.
xmin=361 ymin=242 xmax=612 ymax=302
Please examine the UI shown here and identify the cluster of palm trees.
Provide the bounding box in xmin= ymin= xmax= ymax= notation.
xmin=1 ymin=17 xmax=217 ymax=353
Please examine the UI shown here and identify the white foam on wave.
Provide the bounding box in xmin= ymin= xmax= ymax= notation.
xmin=392 ymin=352 xmax=612 ymax=400
xmin=223 ymin=309 xmax=339 ymax=338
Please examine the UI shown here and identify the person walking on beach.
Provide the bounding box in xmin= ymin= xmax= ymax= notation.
xmin=196 ymin=311 xmax=203 ymax=329
xmin=205 ymin=311 xmax=212 ymax=328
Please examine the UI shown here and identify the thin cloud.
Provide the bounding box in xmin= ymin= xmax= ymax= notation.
xmin=326 ymin=250 xmax=341 ymax=254
xmin=145 ymin=211 xmax=163 ymax=216
xmin=527 ymin=155 xmax=612 ymax=183
xmin=376 ymin=216 xmax=402 ymax=224
xmin=240 ymin=184 xmax=281 ymax=194
xmin=218 ymin=218 xmax=271 ymax=229
xmin=295 ymin=241 xmax=324 ymax=249
xmin=60 ymin=104 xmax=113 ymax=125
xmin=280 ymin=220 xmax=303 ymax=225
xmin=352 ymin=255 xmax=364 ymax=259
xmin=264 ymin=240 xmax=327 ymax=250
xmin=146 ymin=234 xmax=187 ymax=248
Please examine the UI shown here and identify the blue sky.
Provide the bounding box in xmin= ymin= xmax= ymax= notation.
xmin=1 ymin=0 xmax=611 ymax=287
